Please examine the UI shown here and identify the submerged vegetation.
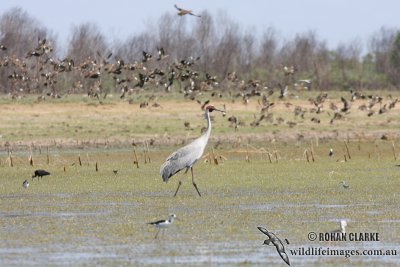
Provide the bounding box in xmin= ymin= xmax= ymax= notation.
xmin=0 ymin=139 xmax=399 ymax=266
xmin=0 ymin=96 xmax=399 ymax=265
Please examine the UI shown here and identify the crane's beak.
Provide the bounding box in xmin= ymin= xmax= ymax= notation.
xmin=214 ymin=108 xmax=226 ymax=116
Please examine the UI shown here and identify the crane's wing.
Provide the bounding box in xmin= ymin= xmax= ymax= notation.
xmin=161 ymin=150 xmax=181 ymax=178
xmin=160 ymin=145 xmax=199 ymax=183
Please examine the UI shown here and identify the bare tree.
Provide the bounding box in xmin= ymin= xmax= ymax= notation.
xmin=239 ymin=29 xmax=256 ymax=77
xmin=116 ymin=32 xmax=153 ymax=62
xmin=3 ymin=7 xmax=400 ymax=94
xmin=0 ymin=7 xmax=56 ymax=93
xmin=67 ymin=23 xmax=108 ymax=64
xmin=369 ymin=27 xmax=396 ymax=75
xmin=311 ymin=41 xmax=330 ymax=90
xmin=331 ymin=40 xmax=363 ymax=90
xmin=193 ymin=11 xmax=216 ymax=72
xmin=257 ymin=27 xmax=278 ymax=82
xmin=389 ymin=31 xmax=400 ymax=86
xmin=0 ymin=7 xmax=54 ymax=57
xmin=212 ymin=12 xmax=241 ymax=78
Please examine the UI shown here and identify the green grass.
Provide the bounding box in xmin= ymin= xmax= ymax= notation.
xmin=0 ymin=92 xmax=399 ymax=265
xmin=0 ymin=141 xmax=399 ymax=266
xmin=1 ymin=91 xmax=400 ymax=147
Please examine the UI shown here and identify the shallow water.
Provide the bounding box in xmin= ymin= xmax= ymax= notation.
xmin=1 ymin=240 xmax=399 ymax=266
xmin=1 ymin=195 xmax=399 ymax=266
xmin=1 ymin=150 xmax=399 ymax=266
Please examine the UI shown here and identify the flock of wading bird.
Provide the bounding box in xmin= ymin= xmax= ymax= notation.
xmin=2 ymin=33 xmax=399 ymax=130
xmin=1 ymin=8 xmax=399 ymax=121
xmin=1 ymin=22 xmax=399 ymax=129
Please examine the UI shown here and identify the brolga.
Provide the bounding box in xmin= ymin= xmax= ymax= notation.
xmin=160 ymin=105 xmax=225 ymax=197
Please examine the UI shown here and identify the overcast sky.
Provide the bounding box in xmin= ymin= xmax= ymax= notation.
xmin=1 ymin=0 xmax=399 ymax=52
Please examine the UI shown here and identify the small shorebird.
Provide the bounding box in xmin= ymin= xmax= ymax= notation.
xmin=329 ymin=148 xmax=333 ymax=157
xmin=147 ymin=214 xmax=176 ymax=239
xmin=331 ymin=220 xmax=347 ymax=234
xmin=22 ymin=180 xmax=29 ymax=189
xmin=340 ymin=181 xmax=349 ymax=189
xmin=257 ymin=227 xmax=290 ymax=266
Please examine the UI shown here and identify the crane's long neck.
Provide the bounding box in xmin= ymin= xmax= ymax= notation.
xmin=203 ymin=109 xmax=212 ymax=141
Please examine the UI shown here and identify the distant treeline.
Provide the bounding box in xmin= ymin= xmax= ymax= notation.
xmin=1 ymin=7 xmax=400 ymax=96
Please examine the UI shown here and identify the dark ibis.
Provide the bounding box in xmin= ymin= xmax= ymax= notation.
xmin=32 ymin=169 xmax=50 ymax=180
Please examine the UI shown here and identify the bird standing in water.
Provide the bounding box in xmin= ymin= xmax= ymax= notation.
xmin=22 ymin=180 xmax=29 ymax=189
xmin=331 ymin=220 xmax=347 ymax=234
xmin=160 ymin=106 xmax=225 ymax=197
xmin=32 ymin=169 xmax=50 ymax=180
xmin=340 ymin=181 xmax=350 ymax=189
xmin=147 ymin=214 xmax=177 ymax=239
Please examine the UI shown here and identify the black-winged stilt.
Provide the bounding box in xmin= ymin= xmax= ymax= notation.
xmin=22 ymin=180 xmax=29 ymax=189
xmin=147 ymin=214 xmax=176 ymax=239
xmin=340 ymin=181 xmax=349 ymax=189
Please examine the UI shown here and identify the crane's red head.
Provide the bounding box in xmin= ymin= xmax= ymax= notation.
xmin=205 ymin=105 xmax=217 ymax=112
xmin=205 ymin=105 xmax=226 ymax=115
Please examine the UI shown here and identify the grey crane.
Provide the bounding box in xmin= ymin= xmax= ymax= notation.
xmin=160 ymin=105 xmax=225 ymax=197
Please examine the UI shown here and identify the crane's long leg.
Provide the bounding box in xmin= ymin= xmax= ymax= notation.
xmin=173 ymin=181 xmax=182 ymax=197
xmin=191 ymin=167 xmax=202 ymax=197
xmin=174 ymin=168 xmax=189 ymax=197
xmin=154 ymin=229 xmax=161 ymax=239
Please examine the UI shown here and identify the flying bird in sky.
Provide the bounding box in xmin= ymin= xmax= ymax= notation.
xmin=174 ymin=4 xmax=201 ymax=17
xmin=258 ymin=226 xmax=290 ymax=266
